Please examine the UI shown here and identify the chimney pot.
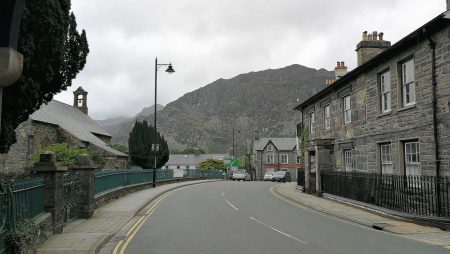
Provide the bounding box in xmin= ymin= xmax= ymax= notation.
xmin=362 ymin=31 xmax=368 ymax=40
xmin=379 ymin=32 xmax=384 ymax=41
xmin=337 ymin=61 xmax=340 ymax=67
xmin=341 ymin=61 xmax=345 ymax=67
xmin=373 ymin=31 xmax=378 ymax=40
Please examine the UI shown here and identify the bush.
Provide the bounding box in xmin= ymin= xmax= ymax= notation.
xmin=30 ymin=143 xmax=100 ymax=166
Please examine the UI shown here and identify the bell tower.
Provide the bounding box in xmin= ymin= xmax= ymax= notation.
xmin=73 ymin=86 xmax=88 ymax=114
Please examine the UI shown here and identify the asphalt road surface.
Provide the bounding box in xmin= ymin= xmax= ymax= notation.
xmin=122 ymin=181 xmax=448 ymax=254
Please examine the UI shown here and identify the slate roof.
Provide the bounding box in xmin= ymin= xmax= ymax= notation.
xmin=30 ymin=100 xmax=128 ymax=157
xmin=165 ymin=154 xmax=228 ymax=166
xmin=253 ymin=138 xmax=297 ymax=152
xmin=295 ymin=10 xmax=450 ymax=110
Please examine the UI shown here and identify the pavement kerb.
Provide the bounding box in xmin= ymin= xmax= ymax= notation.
xmin=273 ymin=184 xmax=385 ymax=230
xmin=37 ymin=179 xmax=222 ymax=254
xmin=133 ymin=179 xmax=222 ymax=216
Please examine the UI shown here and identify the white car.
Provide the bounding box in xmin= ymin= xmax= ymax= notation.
xmin=263 ymin=172 xmax=274 ymax=181
xmin=232 ymin=169 xmax=250 ymax=181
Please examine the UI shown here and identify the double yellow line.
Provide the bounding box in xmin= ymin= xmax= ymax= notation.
xmin=113 ymin=190 xmax=176 ymax=254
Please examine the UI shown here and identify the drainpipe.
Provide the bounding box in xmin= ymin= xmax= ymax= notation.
xmin=425 ymin=28 xmax=441 ymax=216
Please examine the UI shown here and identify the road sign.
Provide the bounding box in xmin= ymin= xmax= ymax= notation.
xmin=229 ymin=159 xmax=239 ymax=167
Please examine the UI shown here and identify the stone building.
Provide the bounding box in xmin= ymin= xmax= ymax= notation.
xmin=252 ymin=137 xmax=299 ymax=181
xmin=1 ymin=87 xmax=128 ymax=174
xmin=295 ymin=8 xmax=450 ymax=192
xmin=163 ymin=153 xmax=228 ymax=170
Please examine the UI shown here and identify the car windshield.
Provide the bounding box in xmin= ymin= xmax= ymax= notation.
xmin=234 ymin=170 xmax=245 ymax=174
xmin=274 ymin=171 xmax=286 ymax=176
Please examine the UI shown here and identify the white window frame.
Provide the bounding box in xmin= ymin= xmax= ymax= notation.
xmin=380 ymin=71 xmax=391 ymax=113
xmin=380 ymin=143 xmax=393 ymax=174
xmin=402 ymin=59 xmax=416 ymax=107
xmin=266 ymin=154 xmax=274 ymax=164
xmin=324 ymin=105 xmax=331 ymax=130
xmin=310 ymin=112 xmax=315 ymax=133
xmin=280 ymin=154 xmax=288 ymax=164
xmin=267 ymin=144 xmax=273 ymax=152
xmin=344 ymin=149 xmax=353 ymax=171
xmin=405 ymin=141 xmax=420 ymax=176
xmin=343 ymin=95 xmax=351 ymax=124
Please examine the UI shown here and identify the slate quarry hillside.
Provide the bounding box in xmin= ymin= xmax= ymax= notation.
xmin=111 ymin=64 xmax=333 ymax=152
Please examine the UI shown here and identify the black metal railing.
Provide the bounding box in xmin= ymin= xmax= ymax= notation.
xmin=321 ymin=171 xmax=450 ymax=217
xmin=297 ymin=168 xmax=305 ymax=187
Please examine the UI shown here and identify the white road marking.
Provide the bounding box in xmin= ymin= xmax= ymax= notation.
xmin=225 ymin=199 xmax=239 ymax=211
xmin=249 ymin=216 xmax=307 ymax=245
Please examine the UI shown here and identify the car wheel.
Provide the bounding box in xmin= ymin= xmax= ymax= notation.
xmin=233 ymin=179 xmax=235 ymax=181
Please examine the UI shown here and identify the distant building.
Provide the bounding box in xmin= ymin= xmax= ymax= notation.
xmin=163 ymin=153 xmax=228 ymax=171
xmin=2 ymin=87 xmax=128 ymax=174
xmin=252 ymin=136 xmax=299 ymax=181
xmin=295 ymin=7 xmax=450 ymax=193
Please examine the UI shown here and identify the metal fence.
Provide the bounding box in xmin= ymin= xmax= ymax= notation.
xmin=321 ymin=171 xmax=450 ymax=217
xmin=0 ymin=179 xmax=45 ymax=254
xmin=63 ymin=172 xmax=81 ymax=223
xmin=297 ymin=168 xmax=305 ymax=187
xmin=95 ymin=169 xmax=222 ymax=195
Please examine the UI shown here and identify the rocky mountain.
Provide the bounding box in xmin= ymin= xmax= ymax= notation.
xmin=111 ymin=64 xmax=333 ymax=152
xmin=96 ymin=104 xmax=164 ymax=136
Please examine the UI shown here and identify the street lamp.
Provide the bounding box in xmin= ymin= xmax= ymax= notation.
xmin=152 ymin=57 xmax=175 ymax=187
xmin=0 ymin=0 xmax=26 ymax=134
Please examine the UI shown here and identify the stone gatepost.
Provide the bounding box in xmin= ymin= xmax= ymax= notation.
xmin=69 ymin=155 xmax=96 ymax=219
xmin=315 ymin=146 xmax=322 ymax=197
xmin=31 ymin=152 xmax=67 ymax=234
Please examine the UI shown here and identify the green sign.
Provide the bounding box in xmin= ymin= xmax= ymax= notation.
xmin=223 ymin=157 xmax=232 ymax=166
xmin=229 ymin=159 xmax=239 ymax=167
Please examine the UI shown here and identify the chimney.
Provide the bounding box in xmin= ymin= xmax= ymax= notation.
xmin=253 ymin=130 xmax=260 ymax=141
xmin=73 ymin=86 xmax=88 ymax=114
xmin=356 ymin=31 xmax=391 ymax=66
xmin=335 ymin=61 xmax=347 ymax=80
xmin=447 ymin=0 xmax=450 ymax=10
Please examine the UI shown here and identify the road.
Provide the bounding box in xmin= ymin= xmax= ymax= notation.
xmin=119 ymin=181 xmax=448 ymax=254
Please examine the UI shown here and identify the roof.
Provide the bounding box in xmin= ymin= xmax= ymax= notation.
xmin=295 ymin=10 xmax=450 ymax=110
xmin=253 ymin=138 xmax=297 ymax=151
xmin=165 ymin=154 xmax=228 ymax=166
xmin=30 ymin=100 xmax=128 ymax=157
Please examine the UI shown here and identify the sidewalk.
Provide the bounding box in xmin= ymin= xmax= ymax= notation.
xmin=37 ymin=180 xmax=217 ymax=254
xmin=274 ymin=183 xmax=450 ymax=247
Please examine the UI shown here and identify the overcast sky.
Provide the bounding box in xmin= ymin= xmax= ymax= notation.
xmin=53 ymin=0 xmax=446 ymax=120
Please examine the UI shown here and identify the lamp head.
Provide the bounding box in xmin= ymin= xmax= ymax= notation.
xmin=165 ymin=64 xmax=175 ymax=74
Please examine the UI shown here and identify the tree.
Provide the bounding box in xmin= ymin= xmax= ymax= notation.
xmin=197 ymin=159 xmax=226 ymax=171
xmin=112 ymin=144 xmax=129 ymax=155
xmin=0 ymin=0 xmax=89 ymax=153
xmin=128 ymin=121 xmax=169 ymax=168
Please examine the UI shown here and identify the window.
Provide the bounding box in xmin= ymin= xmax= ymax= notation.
xmin=281 ymin=154 xmax=288 ymax=164
xmin=380 ymin=71 xmax=391 ymax=113
xmin=266 ymin=154 xmax=274 ymax=163
xmin=309 ymin=152 xmax=316 ymax=173
xmin=402 ymin=59 xmax=415 ymax=107
xmin=343 ymin=96 xmax=351 ymax=123
xmin=267 ymin=145 xmax=273 ymax=152
xmin=186 ymin=166 xmax=190 ymax=169
xmin=324 ymin=105 xmax=331 ymax=130
xmin=177 ymin=166 xmax=180 ymax=169
xmin=310 ymin=112 xmax=315 ymax=133
xmin=344 ymin=149 xmax=352 ymax=171
xmin=380 ymin=143 xmax=393 ymax=174
xmin=296 ymin=156 xmax=301 ymax=164
xmin=165 ymin=166 xmax=169 ymax=169
xmin=405 ymin=141 xmax=420 ymax=176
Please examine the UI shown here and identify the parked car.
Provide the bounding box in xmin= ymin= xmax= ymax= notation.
xmin=263 ymin=172 xmax=274 ymax=181
xmin=272 ymin=171 xmax=291 ymax=183
xmin=232 ymin=169 xmax=250 ymax=181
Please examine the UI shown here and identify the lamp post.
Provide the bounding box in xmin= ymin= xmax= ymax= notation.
xmin=0 ymin=0 xmax=26 ymax=134
xmin=152 ymin=57 xmax=174 ymax=188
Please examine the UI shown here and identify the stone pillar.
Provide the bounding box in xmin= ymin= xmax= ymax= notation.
xmin=31 ymin=152 xmax=67 ymax=234
xmin=315 ymin=146 xmax=322 ymax=197
xmin=304 ymin=150 xmax=310 ymax=194
xmin=69 ymin=155 xmax=96 ymax=219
